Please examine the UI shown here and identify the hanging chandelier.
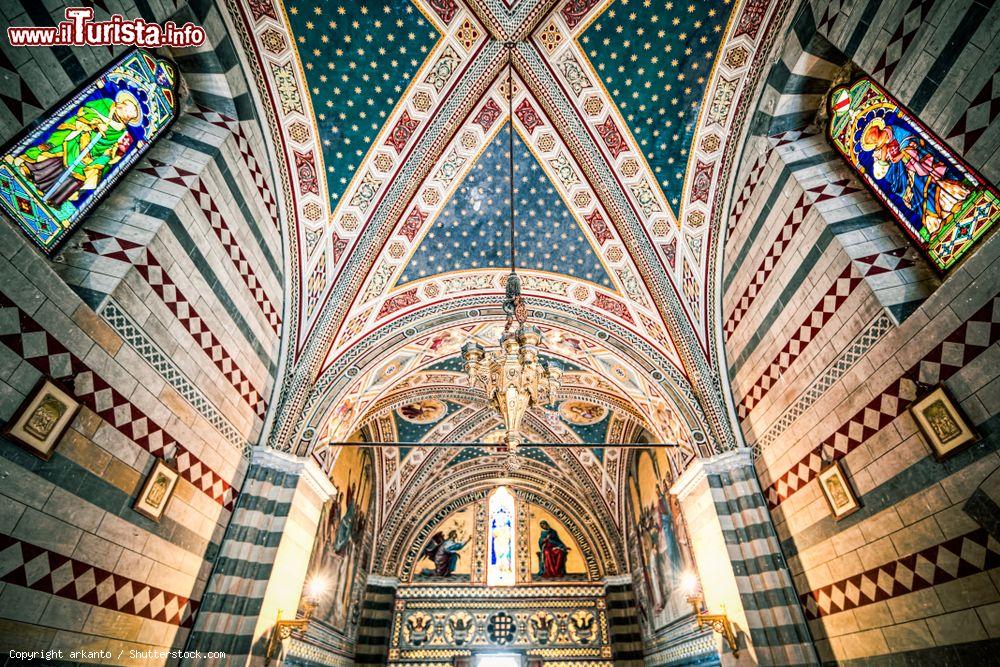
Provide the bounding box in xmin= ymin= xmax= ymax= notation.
xmin=462 ymin=47 xmax=562 ymax=456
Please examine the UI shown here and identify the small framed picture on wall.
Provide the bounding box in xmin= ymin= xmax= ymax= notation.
xmin=4 ymin=378 xmax=80 ymax=460
xmin=909 ymin=386 xmax=977 ymax=460
xmin=818 ymin=460 xmax=861 ymax=520
xmin=133 ymin=458 xmax=180 ymax=522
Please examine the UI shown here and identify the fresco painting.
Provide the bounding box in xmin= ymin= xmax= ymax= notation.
xmin=528 ymin=507 xmax=586 ymax=581
xmin=302 ymin=447 xmax=373 ymax=631
xmin=413 ymin=506 xmax=474 ymax=582
xmin=628 ymin=450 xmax=693 ymax=631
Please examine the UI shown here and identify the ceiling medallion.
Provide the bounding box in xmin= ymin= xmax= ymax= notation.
xmin=463 ymin=48 xmax=563 ymax=467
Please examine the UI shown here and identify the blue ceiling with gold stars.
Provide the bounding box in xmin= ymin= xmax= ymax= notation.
xmin=581 ymin=0 xmax=732 ymax=210
xmin=398 ymin=125 xmax=614 ymax=288
xmin=285 ymin=1 xmax=438 ymax=203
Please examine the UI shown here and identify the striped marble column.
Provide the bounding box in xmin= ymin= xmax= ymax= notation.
xmin=354 ymin=575 xmax=399 ymax=666
xmin=184 ymin=447 xmax=334 ymax=665
xmin=605 ymin=575 xmax=644 ymax=665
xmin=672 ymin=449 xmax=818 ymax=666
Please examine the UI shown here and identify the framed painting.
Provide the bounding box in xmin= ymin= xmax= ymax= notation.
xmin=817 ymin=459 xmax=861 ymax=520
xmin=0 ymin=49 xmax=178 ymax=255
xmin=909 ymin=386 xmax=977 ymax=460
xmin=133 ymin=458 xmax=180 ymax=522
xmin=828 ymin=76 xmax=1000 ymax=271
xmin=4 ymin=378 xmax=80 ymax=459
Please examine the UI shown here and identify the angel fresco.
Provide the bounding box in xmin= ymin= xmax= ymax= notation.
xmin=419 ymin=529 xmax=468 ymax=577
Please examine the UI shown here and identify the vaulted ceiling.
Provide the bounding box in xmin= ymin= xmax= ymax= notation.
xmin=230 ymin=0 xmax=783 ymax=548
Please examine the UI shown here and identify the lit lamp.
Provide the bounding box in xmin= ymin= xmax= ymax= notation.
xmin=265 ymin=576 xmax=327 ymax=663
xmin=683 ymin=571 xmax=739 ymax=657
xmin=461 ymin=51 xmax=562 ymax=457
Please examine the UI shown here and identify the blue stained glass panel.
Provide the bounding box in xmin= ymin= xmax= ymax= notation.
xmin=0 ymin=49 xmax=177 ymax=255
xmin=828 ymin=77 xmax=1000 ymax=271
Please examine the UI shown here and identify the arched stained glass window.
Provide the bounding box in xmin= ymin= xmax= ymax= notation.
xmin=828 ymin=77 xmax=999 ymax=271
xmin=487 ymin=486 xmax=516 ymax=587
xmin=0 ymin=49 xmax=178 ymax=255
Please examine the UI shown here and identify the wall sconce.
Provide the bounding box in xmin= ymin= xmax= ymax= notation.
xmin=265 ymin=577 xmax=326 ymax=663
xmin=683 ymin=572 xmax=739 ymax=657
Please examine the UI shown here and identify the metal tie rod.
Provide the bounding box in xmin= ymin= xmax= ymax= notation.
xmin=325 ymin=441 xmax=680 ymax=448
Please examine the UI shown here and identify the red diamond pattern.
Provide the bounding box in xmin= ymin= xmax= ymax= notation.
xmin=81 ymin=230 xmax=266 ymax=420
xmin=766 ymin=295 xmax=1000 ymax=509
xmin=0 ymin=533 xmax=199 ymax=626
xmin=737 ymin=247 xmax=914 ymax=420
xmin=946 ymin=72 xmax=1000 ymax=153
xmin=728 ymin=152 xmax=767 ymax=239
xmin=0 ymin=292 xmax=236 ymax=509
xmin=729 ymin=130 xmax=821 ymax=240
xmin=139 ymin=160 xmax=282 ymax=335
xmin=801 ymin=529 xmax=1000 ymax=619
xmin=725 ymin=178 xmax=859 ymax=339
xmin=738 ymin=264 xmax=862 ymax=419
xmin=189 ymin=105 xmax=279 ymax=230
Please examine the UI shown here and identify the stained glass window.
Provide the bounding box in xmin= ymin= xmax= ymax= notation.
xmin=828 ymin=77 xmax=999 ymax=271
xmin=487 ymin=486 xmax=516 ymax=587
xmin=0 ymin=49 xmax=178 ymax=255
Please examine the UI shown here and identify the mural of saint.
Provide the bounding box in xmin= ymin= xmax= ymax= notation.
xmin=302 ymin=448 xmax=372 ymax=631
xmin=536 ymin=520 xmax=569 ymax=578
xmin=628 ymin=450 xmax=692 ymax=630
xmin=419 ymin=529 xmax=468 ymax=577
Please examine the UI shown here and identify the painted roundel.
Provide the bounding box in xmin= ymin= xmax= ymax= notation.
xmin=559 ymin=400 xmax=608 ymax=426
xmin=397 ymin=399 xmax=448 ymax=424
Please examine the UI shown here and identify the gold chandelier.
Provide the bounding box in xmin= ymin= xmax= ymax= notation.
xmin=462 ymin=49 xmax=562 ymax=457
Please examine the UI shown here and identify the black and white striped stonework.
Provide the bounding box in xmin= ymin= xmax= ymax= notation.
xmin=604 ymin=576 xmax=645 ymax=666
xmin=184 ymin=458 xmax=300 ymax=661
xmin=353 ymin=577 xmax=398 ymax=666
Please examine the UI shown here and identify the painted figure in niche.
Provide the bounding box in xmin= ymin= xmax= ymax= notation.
xmin=332 ymin=474 xmax=359 ymax=554
xmin=536 ymin=520 xmax=569 ymax=578
xmin=419 ymin=529 xmax=468 ymax=577
xmin=655 ymin=482 xmax=684 ymax=576
xmin=302 ymin=448 xmax=372 ymax=630
xmin=632 ymin=450 xmax=692 ymax=622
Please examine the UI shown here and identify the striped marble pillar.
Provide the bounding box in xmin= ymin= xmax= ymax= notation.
xmin=672 ymin=449 xmax=818 ymax=666
xmin=184 ymin=447 xmax=335 ymax=666
xmin=605 ymin=574 xmax=645 ymax=665
xmin=354 ymin=575 xmax=399 ymax=665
